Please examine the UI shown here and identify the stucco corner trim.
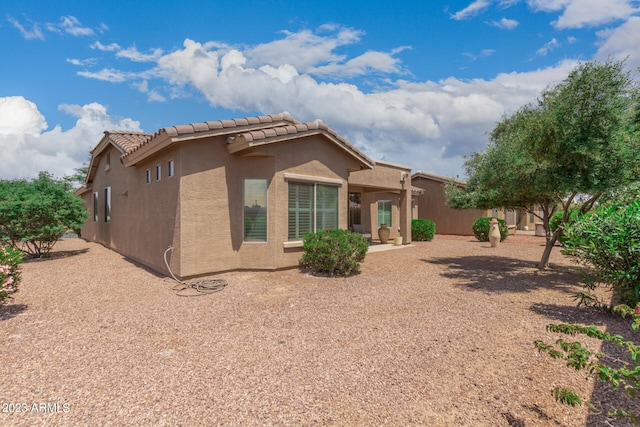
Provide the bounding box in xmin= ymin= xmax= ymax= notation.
xmin=283 ymin=241 xmax=303 ymax=249
xmin=283 ymin=173 xmax=343 ymax=186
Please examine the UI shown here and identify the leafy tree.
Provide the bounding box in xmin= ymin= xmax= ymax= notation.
xmin=0 ymin=172 xmax=88 ymax=257
xmin=63 ymin=164 xmax=89 ymax=191
xmin=446 ymin=59 xmax=640 ymax=268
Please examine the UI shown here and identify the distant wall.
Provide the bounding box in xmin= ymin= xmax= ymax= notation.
xmin=412 ymin=174 xmax=485 ymax=235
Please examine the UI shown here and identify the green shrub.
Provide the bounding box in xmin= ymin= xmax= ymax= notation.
xmin=472 ymin=217 xmax=508 ymax=242
xmin=0 ymin=245 xmax=23 ymax=305
xmin=301 ymin=229 xmax=368 ymax=276
xmin=412 ymin=219 xmax=435 ymax=241
xmin=563 ymin=200 xmax=640 ymax=307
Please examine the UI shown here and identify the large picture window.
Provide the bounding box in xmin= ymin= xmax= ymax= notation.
xmin=244 ymin=179 xmax=267 ymax=242
xmin=378 ymin=200 xmax=392 ymax=227
xmin=288 ymin=182 xmax=338 ymax=240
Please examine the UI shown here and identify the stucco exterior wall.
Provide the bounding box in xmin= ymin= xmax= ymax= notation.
xmin=412 ymin=175 xmax=485 ymax=236
xmin=80 ymin=130 xmax=406 ymax=278
xmin=80 ymin=144 xmax=181 ymax=275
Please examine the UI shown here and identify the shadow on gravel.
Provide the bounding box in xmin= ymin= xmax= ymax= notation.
xmin=24 ymin=248 xmax=89 ymax=263
xmin=0 ymin=303 xmax=27 ymax=321
xmin=422 ymin=255 xmax=581 ymax=294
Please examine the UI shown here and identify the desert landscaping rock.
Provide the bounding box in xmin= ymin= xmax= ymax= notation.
xmin=1 ymin=235 xmax=637 ymax=426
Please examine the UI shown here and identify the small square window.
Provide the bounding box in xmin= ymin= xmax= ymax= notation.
xmin=156 ymin=165 xmax=161 ymax=181
xmin=168 ymin=160 xmax=174 ymax=177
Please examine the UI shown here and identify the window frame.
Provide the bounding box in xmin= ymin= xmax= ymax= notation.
xmin=377 ymin=200 xmax=392 ymax=228
xmin=156 ymin=165 xmax=161 ymax=181
xmin=243 ymin=178 xmax=268 ymax=243
xmin=146 ymin=169 xmax=151 ymax=184
xmin=104 ymin=186 xmax=111 ymax=222
xmin=93 ymin=192 xmax=99 ymax=222
xmin=168 ymin=160 xmax=174 ymax=177
xmin=287 ymin=179 xmax=340 ymax=241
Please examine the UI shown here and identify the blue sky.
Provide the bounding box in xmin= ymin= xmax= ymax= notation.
xmin=2 ymin=0 xmax=639 ymax=179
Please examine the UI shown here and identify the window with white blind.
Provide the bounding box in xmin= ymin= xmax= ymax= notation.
xmin=244 ymin=179 xmax=267 ymax=242
xmin=288 ymin=182 xmax=338 ymax=240
xmin=378 ymin=200 xmax=392 ymax=227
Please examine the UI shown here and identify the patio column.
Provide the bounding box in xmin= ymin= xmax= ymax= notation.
xmin=399 ymin=186 xmax=411 ymax=244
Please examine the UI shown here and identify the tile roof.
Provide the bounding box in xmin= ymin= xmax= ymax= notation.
xmin=120 ymin=112 xmax=299 ymax=159
xmin=226 ymin=119 xmax=374 ymax=167
xmin=100 ymin=131 xmax=152 ymax=155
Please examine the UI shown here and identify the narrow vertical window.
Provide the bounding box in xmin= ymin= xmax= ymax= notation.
xmin=93 ymin=192 xmax=99 ymax=222
xmin=377 ymin=200 xmax=392 ymax=227
xmin=156 ymin=165 xmax=161 ymax=181
xmin=104 ymin=187 xmax=111 ymax=222
xmin=146 ymin=169 xmax=151 ymax=184
xmin=168 ymin=160 xmax=174 ymax=177
xmin=105 ymin=152 xmax=111 ymax=170
xmin=244 ymin=179 xmax=268 ymax=242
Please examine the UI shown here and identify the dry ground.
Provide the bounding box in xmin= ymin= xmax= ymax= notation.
xmin=1 ymin=235 xmax=638 ymax=426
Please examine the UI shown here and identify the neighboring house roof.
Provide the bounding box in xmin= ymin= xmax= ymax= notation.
xmin=412 ymin=170 xmax=467 ymax=187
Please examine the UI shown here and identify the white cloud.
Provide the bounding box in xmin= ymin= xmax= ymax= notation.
xmin=0 ymin=97 xmax=141 ymax=179
xmin=595 ymin=16 xmax=640 ymax=71
xmin=451 ymin=0 xmax=493 ymax=20
xmin=7 ymin=16 xmax=44 ymax=40
xmin=91 ymin=41 xmax=121 ymax=52
xmin=77 ymin=68 xmax=133 ymax=83
xmin=490 ymin=18 xmax=520 ymax=29
xmin=527 ymin=0 xmax=639 ymax=28
xmin=73 ymin=28 xmax=589 ymax=177
xmin=59 ymin=16 xmax=94 ymax=36
xmin=245 ymin=26 xmax=363 ymax=73
xmin=116 ymin=46 xmax=164 ymax=62
xmin=66 ymin=57 xmax=98 ymax=67
xmin=536 ymin=38 xmax=560 ymax=55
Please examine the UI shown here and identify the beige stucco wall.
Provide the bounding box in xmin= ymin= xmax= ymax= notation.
xmin=81 ymin=133 xmax=410 ymax=278
xmin=80 ymin=144 xmax=181 ymax=275
xmin=412 ymin=175 xmax=485 ymax=236
xmin=349 ymin=162 xmax=412 ymax=244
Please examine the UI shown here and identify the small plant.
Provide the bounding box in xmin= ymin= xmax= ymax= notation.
xmin=534 ymin=304 xmax=640 ymax=423
xmin=0 ymin=245 xmax=23 ymax=305
xmin=562 ymin=200 xmax=640 ymax=308
xmin=412 ymin=219 xmax=436 ymax=241
xmin=301 ymin=229 xmax=368 ymax=276
xmin=472 ymin=217 xmax=508 ymax=242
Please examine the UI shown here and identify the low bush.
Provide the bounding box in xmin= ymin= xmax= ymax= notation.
xmin=563 ymin=200 xmax=640 ymax=308
xmin=301 ymin=229 xmax=368 ymax=276
xmin=472 ymin=217 xmax=508 ymax=242
xmin=412 ymin=219 xmax=435 ymax=241
xmin=0 ymin=245 xmax=23 ymax=305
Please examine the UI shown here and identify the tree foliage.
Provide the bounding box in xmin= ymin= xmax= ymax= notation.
xmin=446 ymin=59 xmax=640 ymax=267
xmin=0 ymin=172 xmax=88 ymax=258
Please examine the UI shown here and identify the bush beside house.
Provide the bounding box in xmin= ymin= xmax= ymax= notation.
xmin=412 ymin=219 xmax=436 ymax=241
xmin=301 ymin=229 xmax=368 ymax=276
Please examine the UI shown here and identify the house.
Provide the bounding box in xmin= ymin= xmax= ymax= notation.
xmin=76 ymin=113 xmax=419 ymax=278
xmin=412 ymin=171 xmax=545 ymax=236
xmin=411 ymin=171 xmax=485 ymax=235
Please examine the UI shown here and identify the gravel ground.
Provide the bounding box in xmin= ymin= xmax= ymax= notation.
xmin=1 ymin=235 xmax=638 ymax=426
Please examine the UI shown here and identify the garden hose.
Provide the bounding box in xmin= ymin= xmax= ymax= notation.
xmin=163 ymin=246 xmax=227 ymax=296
